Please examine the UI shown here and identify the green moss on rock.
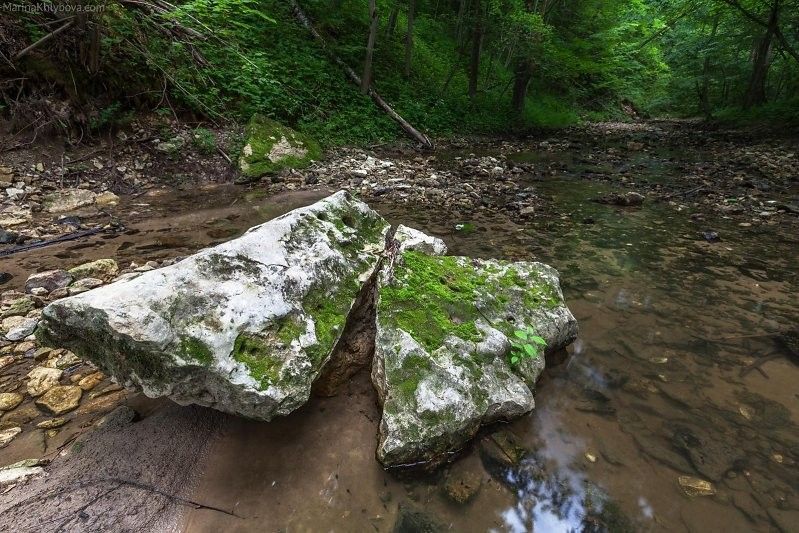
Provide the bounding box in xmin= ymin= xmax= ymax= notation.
xmin=237 ymin=114 xmax=321 ymax=180
xmin=379 ymin=252 xmax=488 ymax=351
xmin=390 ymin=353 xmax=433 ymax=399
xmin=232 ymin=332 xmax=283 ymax=389
xmin=179 ymin=336 xmax=213 ymax=365
xmin=303 ymin=281 xmax=357 ymax=366
xmin=380 ymin=251 xmax=564 ymax=352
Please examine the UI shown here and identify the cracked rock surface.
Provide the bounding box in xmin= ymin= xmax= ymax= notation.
xmin=37 ymin=191 xmax=389 ymax=420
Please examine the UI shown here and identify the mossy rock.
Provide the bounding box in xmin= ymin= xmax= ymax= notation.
xmin=237 ymin=114 xmax=321 ymax=181
xmin=372 ymin=228 xmax=579 ymax=468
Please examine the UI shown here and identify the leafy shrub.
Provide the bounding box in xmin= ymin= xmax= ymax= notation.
xmin=509 ymin=326 xmax=547 ymax=366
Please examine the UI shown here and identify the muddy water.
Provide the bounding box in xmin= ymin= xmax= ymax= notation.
xmin=11 ymin=149 xmax=799 ymax=532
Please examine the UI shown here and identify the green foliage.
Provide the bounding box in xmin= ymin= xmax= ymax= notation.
xmin=509 ymin=326 xmax=546 ymax=366
xmin=89 ymin=102 xmax=131 ymax=131
xmin=641 ymin=0 xmax=799 ymax=120
xmin=13 ymin=0 xmax=795 ymax=141
xmin=191 ymin=127 xmax=217 ymax=154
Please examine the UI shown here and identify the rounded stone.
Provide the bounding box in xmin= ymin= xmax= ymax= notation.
xmin=0 ymin=393 xmax=23 ymax=411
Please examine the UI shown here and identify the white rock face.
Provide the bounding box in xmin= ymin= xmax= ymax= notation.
xmin=372 ymin=228 xmax=578 ymax=467
xmin=393 ymin=224 xmax=447 ymax=255
xmin=38 ymin=192 xmax=390 ymax=420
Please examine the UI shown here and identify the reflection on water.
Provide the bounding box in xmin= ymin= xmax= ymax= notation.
xmin=373 ymin=154 xmax=798 ymax=531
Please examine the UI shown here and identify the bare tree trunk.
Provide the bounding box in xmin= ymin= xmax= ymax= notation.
xmin=386 ymin=5 xmax=399 ymax=37
xmin=744 ymin=0 xmax=779 ymax=109
xmin=467 ymin=0 xmax=482 ymax=99
xmin=511 ymin=59 xmax=533 ymax=116
xmin=290 ymin=0 xmax=434 ymax=149
xmin=698 ymin=15 xmax=719 ymax=118
xmin=456 ymin=0 xmax=468 ymax=49
xmin=361 ymin=0 xmax=379 ymax=94
xmin=404 ymin=0 xmax=416 ymax=78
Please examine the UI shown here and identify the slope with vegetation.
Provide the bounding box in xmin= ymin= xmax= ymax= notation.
xmin=1 ymin=0 xmax=797 ymax=148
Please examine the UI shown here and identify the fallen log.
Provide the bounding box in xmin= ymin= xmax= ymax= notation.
xmin=0 ymin=227 xmax=111 ymax=257
xmin=289 ymin=0 xmax=434 ymax=150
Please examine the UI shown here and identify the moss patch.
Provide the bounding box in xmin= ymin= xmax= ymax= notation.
xmin=379 ymin=252 xmax=488 ymax=351
xmin=232 ymin=333 xmax=283 ymax=389
xmin=276 ymin=314 xmax=305 ymax=345
xmin=179 ymin=336 xmax=213 ymax=365
xmin=380 ymin=252 xmax=564 ymax=352
xmin=390 ymin=352 xmax=433 ymax=399
xmin=199 ymin=253 xmax=264 ymax=280
xmin=303 ymin=281 xmax=357 ymax=366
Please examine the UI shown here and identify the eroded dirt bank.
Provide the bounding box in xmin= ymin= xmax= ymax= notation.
xmin=1 ymin=120 xmax=798 ymax=532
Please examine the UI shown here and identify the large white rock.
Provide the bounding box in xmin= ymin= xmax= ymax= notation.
xmin=372 ymin=228 xmax=578 ymax=467
xmin=37 ymin=192 xmax=390 ymax=420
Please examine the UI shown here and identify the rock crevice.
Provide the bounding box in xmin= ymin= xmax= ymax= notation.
xmin=37 ymin=193 xmax=577 ymax=467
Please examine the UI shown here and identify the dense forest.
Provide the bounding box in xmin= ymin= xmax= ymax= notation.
xmin=1 ymin=0 xmax=798 ymax=145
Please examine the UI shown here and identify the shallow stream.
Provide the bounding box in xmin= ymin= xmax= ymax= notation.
xmin=7 ymin=140 xmax=799 ymax=532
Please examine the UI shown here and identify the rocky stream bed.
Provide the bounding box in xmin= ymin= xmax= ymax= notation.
xmin=0 ymin=120 xmax=797 ymax=532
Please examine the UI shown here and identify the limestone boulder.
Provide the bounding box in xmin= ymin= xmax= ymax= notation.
xmin=372 ymin=229 xmax=578 ymax=467
xmin=237 ymin=114 xmax=321 ymax=181
xmin=37 ymin=192 xmax=389 ymax=420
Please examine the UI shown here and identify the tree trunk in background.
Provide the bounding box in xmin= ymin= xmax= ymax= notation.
xmin=361 ymin=0 xmax=379 ymax=94
xmin=386 ymin=5 xmax=399 ymax=37
xmin=744 ymin=0 xmax=779 ymax=109
xmin=698 ymin=16 xmax=719 ymax=118
xmin=698 ymin=56 xmax=712 ymax=118
xmin=290 ymin=0 xmax=434 ymax=149
xmin=511 ymin=59 xmax=533 ymax=116
xmin=404 ymin=0 xmax=416 ymax=78
xmin=467 ymin=0 xmax=481 ymax=99
xmin=456 ymin=0 xmax=468 ymax=50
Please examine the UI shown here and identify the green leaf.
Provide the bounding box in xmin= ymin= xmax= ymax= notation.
xmin=531 ymin=336 xmax=547 ymax=346
xmin=524 ymin=344 xmax=536 ymax=356
xmin=511 ymin=355 xmax=519 ymax=364
xmin=514 ymin=330 xmax=528 ymax=340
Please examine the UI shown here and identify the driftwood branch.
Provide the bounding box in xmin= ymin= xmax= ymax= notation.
xmin=289 ymin=0 xmax=434 ymax=150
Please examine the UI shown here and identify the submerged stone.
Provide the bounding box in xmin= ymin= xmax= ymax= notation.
xmin=372 ymin=229 xmax=578 ymax=467
xmin=37 ymin=192 xmax=390 ymax=421
xmin=237 ymin=114 xmax=321 ymax=181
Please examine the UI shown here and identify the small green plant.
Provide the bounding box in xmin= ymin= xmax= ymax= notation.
xmin=509 ymin=326 xmax=546 ymax=366
xmin=192 ymin=127 xmax=217 ymax=154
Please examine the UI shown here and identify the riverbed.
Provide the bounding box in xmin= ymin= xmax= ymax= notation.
xmin=1 ymin=122 xmax=797 ymax=532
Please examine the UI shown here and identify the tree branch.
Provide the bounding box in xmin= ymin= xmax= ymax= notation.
xmin=717 ymin=0 xmax=799 ymax=63
xmin=14 ymin=19 xmax=75 ymax=61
